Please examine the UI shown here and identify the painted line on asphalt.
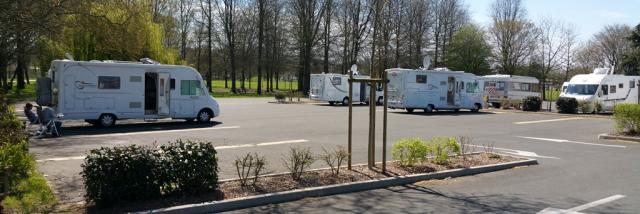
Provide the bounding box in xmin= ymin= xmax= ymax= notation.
xmin=62 ymin=126 xmax=241 ymax=139
xmin=538 ymin=194 xmax=625 ymax=213
xmin=36 ymin=139 xmax=309 ymax=162
xmin=517 ymin=136 xmax=626 ymax=148
xmin=513 ymin=117 xmax=583 ymax=124
xmin=36 ymin=156 xmax=86 ymax=163
xmin=468 ymin=144 xmax=560 ymax=159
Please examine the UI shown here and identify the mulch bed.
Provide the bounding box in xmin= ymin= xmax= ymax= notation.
xmin=219 ymin=153 xmax=519 ymax=200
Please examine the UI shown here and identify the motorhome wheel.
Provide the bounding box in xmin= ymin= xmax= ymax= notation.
xmin=424 ymin=104 xmax=434 ymax=113
xmin=197 ymin=109 xmax=212 ymax=123
xmin=328 ymin=101 xmax=335 ymax=106
xmin=471 ymin=103 xmax=481 ymax=112
xmin=406 ymin=108 xmax=414 ymax=113
xmin=342 ymin=97 xmax=349 ymax=106
xmin=376 ymin=97 xmax=383 ymax=105
xmin=98 ymin=114 xmax=116 ymax=127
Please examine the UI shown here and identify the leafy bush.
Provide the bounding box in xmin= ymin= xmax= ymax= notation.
xmin=1 ymin=170 xmax=57 ymax=213
xmin=522 ymin=96 xmax=542 ymax=111
xmin=428 ymin=137 xmax=460 ymax=165
xmin=282 ymin=146 xmax=315 ymax=180
xmin=320 ymin=146 xmax=348 ymax=175
xmin=391 ymin=138 xmax=429 ymax=167
xmin=275 ymin=92 xmax=286 ymax=102
xmin=614 ymin=104 xmax=640 ymax=134
xmin=157 ymin=140 xmax=219 ymax=194
xmin=82 ymin=145 xmax=160 ymax=207
xmin=234 ymin=153 xmax=267 ymax=187
xmin=500 ymin=99 xmax=511 ymax=109
xmin=595 ymin=101 xmax=603 ymax=113
xmin=82 ymin=140 xmax=219 ymax=206
xmin=556 ymin=97 xmax=578 ymax=113
xmin=578 ymin=101 xmax=593 ymax=114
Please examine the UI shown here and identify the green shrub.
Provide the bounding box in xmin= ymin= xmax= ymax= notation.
xmin=594 ymin=102 xmax=603 ymax=113
xmin=556 ymin=97 xmax=578 ymax=113
xmin=157 ymin=140 xmax=219 ymax=194
xmin=275 ymin=92 xmax=286 ymax=102
xmin=578 ymin=101 xmax=593 ymax=114
xmin=500 ymin=99 xmax=511 ymax=109
xmin=522 ymin=96 xmax=542 ymax=111
xmin=391 ymin=138 xmax=429 ymax=167
xmin=427 ymin=137 xmax=460 ymax=165
xmin=282 ymin=146 xmax=315 ymax=180
xmin=613 ymin=104 xmax=640 ymax=134
xmin=81 ymin=145 xmax=160 ymax=207
xmin=1 ymin=170 xmax=57 ymax=213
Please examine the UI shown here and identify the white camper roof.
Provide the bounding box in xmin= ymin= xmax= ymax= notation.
xmin=481 ymin=74 xmax=539 ymax=83
xmin=386 ymin=68 xmax=474 ymax=76
xmin=568 ymin=74 xmax=609 ymax=85
xmin=51 ymin=59 xmax=189 ymax=70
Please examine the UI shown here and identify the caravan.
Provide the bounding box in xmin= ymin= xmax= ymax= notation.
xmin=481 ymin=75 xmax=541 ymax=108
xmin=560 ymin=68 xmax=640 ymax=112
xmin=309 ymin=67 xmax=383 ymax=105
xmin=36 ymin=59 xmax=220 ymax=127
xmin=387 ymin=68 xmax=484 ymax=113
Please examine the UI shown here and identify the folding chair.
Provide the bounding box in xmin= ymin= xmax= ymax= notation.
xmin=34 ymin=107 xmax=62 ymax=138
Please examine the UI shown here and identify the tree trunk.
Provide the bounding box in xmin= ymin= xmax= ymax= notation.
xmin=207 ymin=2 xmax=213 ymax=93
xmin=257 ymin=0 xmax=264 ymax=95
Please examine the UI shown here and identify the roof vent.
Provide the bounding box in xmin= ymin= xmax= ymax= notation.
xmin=140 ymin=58 xmax=160 ymax=65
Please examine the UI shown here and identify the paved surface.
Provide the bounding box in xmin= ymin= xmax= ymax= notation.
xmin=22 ymin=98 xmax=639 ymax=213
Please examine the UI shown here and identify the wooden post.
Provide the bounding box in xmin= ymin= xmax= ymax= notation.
xmin=348 ymin=71 xmax=353 ymax=170
xmin=382 ymin=71 xmax=388 ymax=173
xmin=368 ymin=81 xmax=376 ymax=169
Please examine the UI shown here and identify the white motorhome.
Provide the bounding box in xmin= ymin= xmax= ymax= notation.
xmin=560 ymin=82 xmax=569 ymax=96
xmin=309 ymin=72 xmax=383 ymax=105
xmin=36 ymin=59 xmax=220 ymax=127
xmin=481 ymin=74 xmax=540 ymax=108
xmin=387 ymin=68 xmax=484 ymax=113
xmin=561 ymin=68 xmax=640 ymax=112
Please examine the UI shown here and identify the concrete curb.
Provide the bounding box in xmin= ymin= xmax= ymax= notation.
xmin=486 ymin=109 xmax=612 ymax=119
xmin=598 ymin=133 xmax=640 ymax=143
xmin=143 ymin=158 xmax=537 ymax=214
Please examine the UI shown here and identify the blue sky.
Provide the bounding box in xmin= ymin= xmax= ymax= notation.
xmin=467 ymin=0 xmax=640 ymax=41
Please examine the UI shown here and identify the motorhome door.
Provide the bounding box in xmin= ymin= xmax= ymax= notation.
xmin=447 ymin=76 xmax=456 ymax=105
xmin=157 ymin=73 xmax=170 ymax=116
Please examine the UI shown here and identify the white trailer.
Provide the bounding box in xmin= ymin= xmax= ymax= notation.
xmin=387 ymin=68 xmax=484 ymax=113
xmin=36 ymin=59 xmax=220 ymax=127
xmin=309 ymin=73 xmax=383 ymax=105
xmin=561 ymin=68 xmax=640 ymax=112
xmin=481 ymin=74 xmax=540 ymax=108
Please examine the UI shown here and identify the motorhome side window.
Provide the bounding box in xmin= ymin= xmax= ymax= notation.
xmin=331 ymin=77 xmax=341 ymax=85
xmin=497 ymin=82 xmax=506 ymax=90
xmin=98 ymin=76 xmax=120 ymax=89
xmin=170 ymin=79 xmax=176 ymax=90
xmin=180 ymin=80 xmax=202 ymax=96
xmin=630 ymin=81 xmax=636 ymax=88
xmin=416 ymin=75 xmax=427 ymax=83
xmin=601 ymin=85 xmax=608 ymax=95
xmin=610 ymin=85 xmax=616 ymax=94
xmin=619 ymin=83 xmax=624 ymax=89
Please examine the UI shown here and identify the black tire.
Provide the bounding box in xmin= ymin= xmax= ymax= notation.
xmin=98 ymin=114 xmax=116 ymax=128
xmin=424 ymin=104 xmax=434 ymax=113
xmin=376 ymin=97 xmax=383 ymax=106
xmin=328 ymin=101 xmax=335 ymax=106
xmin=492 ymin=102 xmax=501 ymax=109
xmin=342 ymin=97 xmax=349 ymax=106
xmin=197 ymin=109 xmax=212 ymax=123
xmin=406 ymin=108 xmax=414 ymax=113
xmin=471 ymin=104 xmax=481 ymax=113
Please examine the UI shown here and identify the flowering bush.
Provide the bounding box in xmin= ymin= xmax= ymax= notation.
xmin=81 ymin=140 xmax=218 ymax=207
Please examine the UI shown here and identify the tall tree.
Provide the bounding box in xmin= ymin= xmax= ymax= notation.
xmin=177 ymin=0 xmax=195 ymax=60
xmin=291 ymin=0 xmax=326 ymax=93
xmin=218 ymin=0 xmax=239 ymax=93
xmin=489 ymin=0 xmax=538 ymax=74
xmin=622 ymin=23 xmax=640 ymax=75
xmin=322 ymin=0 xmax=333 ymax=74
xmin=257 ymin=0 xmax=266 ymax=94
xmin=200 ymin=0 xmax=215 ymax=92
xmin=445 ymin=24 xmax=492 ymax=75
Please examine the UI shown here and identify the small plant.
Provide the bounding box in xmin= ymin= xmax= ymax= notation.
xmin=235 ymin=153 xmax=267 ymax=187
xmin=428 ymin=137 xmax=460 ymax=165
xmin=500 ymin=99 xmax=511 ymax=109
xmin=482 ymin=142 xmax=501 ymax=159
xmin=391 ymin=138 xmax=429 ymax=167
xmin=456 ymin=136 xmax=474 ymax=164
xmin=594 ymin=101 xmax=603 ymax=113
xmin=613 ymin=104 xmax=640 ymax=134
xmin=275 ymin=91 xmax=286 ymax=102
xmin=320 ymin=146 xmax=348 ymax=175
xmin=578 ymin=100 xmax=592 ymax=114
xmin=522 ymin=96 xmax=542 ymax=111
xmin=282 ymin=146 xmax=315 ymax=180
xmin=556 ymin=97 xmax=578 ymax=113
xmin=511 ymin=100 xmax=522 ymax=110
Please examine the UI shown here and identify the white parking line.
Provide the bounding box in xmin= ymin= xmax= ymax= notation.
xmin=36 ymin=139 xmax=309 ymax=162
xmin=468 ymin=144 xmax=559 ymax=159
xmin=517 ymin=136 xmax=626 ymax=148
xmin=63 ymin=126 xmax=240 ymax=139
xmin=514 ymin=117 xmax=583 ymax=124
xmin=538 ymin=194 xmax=625 ymax=214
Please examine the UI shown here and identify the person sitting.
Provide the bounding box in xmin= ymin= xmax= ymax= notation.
xmin=24 ymin=103 xmax=39 ymax=124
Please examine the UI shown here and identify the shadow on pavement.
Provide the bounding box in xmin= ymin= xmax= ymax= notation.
xmin=57 ymin=121 xmax=223 ymax=137
xmin=391 ymin=110 xmax=496 ymax=116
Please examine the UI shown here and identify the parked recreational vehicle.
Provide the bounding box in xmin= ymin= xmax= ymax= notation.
xmin=36 ymin=59 xmax=220 ymax=127
xmin=481 ymin=74 xmax=540 ymax=108
xmin=387 ymin=68 xmax=484 ymax=113
xmin=309 ymin=72 xmax=383 ymax=105
xmin=560 ymin=68 xmax=640 ymax=112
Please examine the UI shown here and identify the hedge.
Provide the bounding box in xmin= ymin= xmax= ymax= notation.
xmin=522 ymin=96 xmax=542 ymax=112
xmin=613 ymin=104 xmax=640 ymax=134
xmin=556 ymin=97 xmax=578 ymax=113
xmin=81 ymin=140 xmax=219 ymax=207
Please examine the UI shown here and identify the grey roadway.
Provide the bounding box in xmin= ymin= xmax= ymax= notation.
xmin=24 ymin=98 xmax=639 ymax=213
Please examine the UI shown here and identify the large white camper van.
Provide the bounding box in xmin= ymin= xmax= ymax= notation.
xmin=387 ymin=68 xmax=484 ymax=113
xmin=481 ymin=74 xmax=541 ymax=108
xmin=309 ymin=72 xmax=383 ymax=105
xmin=560 ymin=68 xmax=640 ymax=112
xmin=36 ymin=59 xmax=220 ymax=127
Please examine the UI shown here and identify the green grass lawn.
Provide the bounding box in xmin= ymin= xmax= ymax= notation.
xmin=4 ymin=80 xmax=37 ymax=103
xmin=544 ymin=89 xmax=561 ymax=101
xmin=210 ymin=79 xmax=298 ymax=91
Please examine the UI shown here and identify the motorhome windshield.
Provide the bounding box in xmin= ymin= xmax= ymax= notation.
xmin=566 ymin=84 xmax=598 ymax=95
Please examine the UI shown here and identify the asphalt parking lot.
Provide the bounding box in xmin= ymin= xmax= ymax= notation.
xmin=24 ymin=98 xmax=640 ymax=213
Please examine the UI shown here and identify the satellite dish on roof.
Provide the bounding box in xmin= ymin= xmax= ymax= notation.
xmin=422 ymin=56 xmax=431 ymax=70
xmin=65 ymin=53 xmax=74 ymax=61
xmin=350 ymin=64 xmax=358 ymax=76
